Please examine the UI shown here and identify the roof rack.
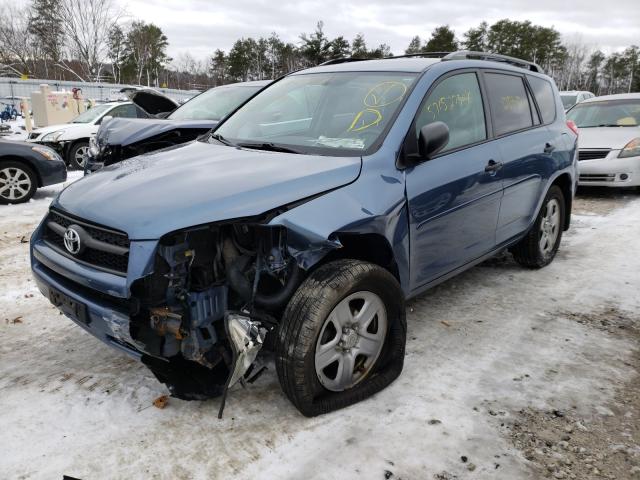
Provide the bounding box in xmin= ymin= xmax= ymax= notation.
xmin=319 ymin=52 xmax=451 ymax=66
xmin=319 ymin=50 xmax=544 ymax=74
xmin=319 ymin=58 xmax=368 ymax=66
xmin=443 ymin=51 xmax=544 ymax=73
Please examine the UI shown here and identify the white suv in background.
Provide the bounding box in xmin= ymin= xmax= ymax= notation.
xmin=560 ymin=90 xmax=595 ymax=111
xmin=567 ymin=93 xmax=640 ymax=187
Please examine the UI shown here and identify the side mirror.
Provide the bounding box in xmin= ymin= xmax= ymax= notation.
xmin=419 ymin=121 xmax=449 ymax=160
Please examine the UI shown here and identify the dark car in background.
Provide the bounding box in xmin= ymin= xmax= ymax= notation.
xmin=31 ymin=52 xmax=577 ymax=417
xmin=86 ymin=80 xmax=270 ymax=171
xmin=0 ymin=139 xmax=66 ymax=204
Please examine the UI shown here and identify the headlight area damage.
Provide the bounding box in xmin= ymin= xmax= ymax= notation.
xmin=127 ymin=221 xmax=316 ymax=416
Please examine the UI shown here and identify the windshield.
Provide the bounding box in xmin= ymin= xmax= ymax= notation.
xmin=567 ymin=99 xmax=640 ymax=127
xmin=71 ymin=104 xmax=113 ymax=123
xmin=169 ymin=85 xmax=262 ymax=121
xmin=212 ymin=72 xmax=418 ymax=154
xmin=561 ymin=95 xmax=578 ymax=109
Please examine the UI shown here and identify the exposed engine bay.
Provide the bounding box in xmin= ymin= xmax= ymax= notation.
xmin=128 ymin=222 xmax=304 ymax=413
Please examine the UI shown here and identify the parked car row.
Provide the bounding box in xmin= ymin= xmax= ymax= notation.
xmin=26 ymin=88 xmax=179 ymax=169
xmin=29 ymin=51 xmax=580 ymax=417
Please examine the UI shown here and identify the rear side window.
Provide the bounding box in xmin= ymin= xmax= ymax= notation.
xmin=528 ymin=76 xmax=557 ymax=124
xmin=109 ymin=104 xmax=138 ymax=118
xmin=415 ymin=72 xmax=487 ymax=152
xmin=485 ymin=73 xmax=533 ymax=136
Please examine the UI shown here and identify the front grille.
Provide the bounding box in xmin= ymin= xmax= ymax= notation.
xmin=42 ymin=210 xmax=130 ymax=275
xmin=579 ymin=174 xmax=616 ymax=182
xmin=578 ymin=149 xmax=611 ymax=161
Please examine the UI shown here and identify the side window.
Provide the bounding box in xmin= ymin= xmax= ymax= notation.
xmin=485 ymin=73 xmax=533 ymax=136
xmin=108 ymin=104 xmax=138 ymax=118
xmin=527 ymin=75 xmax=557 ymax=124
xmin=135 ymin=106 xmax=149 ymax=118
xmin=415 ymin=72 xmax=486 ymax=153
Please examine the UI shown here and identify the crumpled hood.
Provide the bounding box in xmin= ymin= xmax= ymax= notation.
xmin=54 ymin=141 xmax=362 ymax=239
xmin=96 ymin=117 xmax=217 ymax=147
xmin=577 ymin=127 xmax=640 ymax=150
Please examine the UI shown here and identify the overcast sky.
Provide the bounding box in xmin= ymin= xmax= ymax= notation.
xmin=14 ymin=0 xmax=640 ymax=62
xmin=121 ymin=0 xmax=639 ymax=62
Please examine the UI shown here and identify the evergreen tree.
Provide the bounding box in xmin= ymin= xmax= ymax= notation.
xmin=351 ymin=33 xmax=368 ymax=58
xmin=423 ymin=26 xmax=458 ymax=53
xmin=405 ymin=36 xmax=422 ymax=54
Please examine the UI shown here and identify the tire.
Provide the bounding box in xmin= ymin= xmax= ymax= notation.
xmin=0 ymin=161 xmax=37 ymax=205
xmin=68 ymin=141 xmax=89 ymax=170
xmin=275 ymin=259 xmax=406 ymax=417
xmin=511 ymin=185 xmax=565 ymax=268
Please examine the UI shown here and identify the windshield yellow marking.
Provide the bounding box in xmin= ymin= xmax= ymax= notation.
xmin=347 ymin=81 xmax=408 ymax=133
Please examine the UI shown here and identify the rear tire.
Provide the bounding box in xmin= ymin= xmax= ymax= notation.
xmin=511 ymin=185 xmax=565 ymax=268
xmin=68 ymin=141 xmax=89 ymax=170
xmin=275 ymin=259 xmax=406 ymax=417
xmin=0 ymin=161 xmax=37 ymax=204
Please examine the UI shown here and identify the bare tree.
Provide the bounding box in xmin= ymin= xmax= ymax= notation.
xmin=0 ymin=4 xmax=41 ymax=77
xmin=58 ymin=0 xmax=123 ymax=81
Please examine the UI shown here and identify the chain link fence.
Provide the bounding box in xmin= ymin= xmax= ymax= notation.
xmin=0 ymin=77 xmax=200 ymax=105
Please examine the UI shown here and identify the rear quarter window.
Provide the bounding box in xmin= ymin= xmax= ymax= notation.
xmin=528 ymin=76 xmax=557 ymax=124
xmin=485 ymin=73 xmax=533 ymax=136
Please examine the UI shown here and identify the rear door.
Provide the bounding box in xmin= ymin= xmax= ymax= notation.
xmin=405 ymin=70 xmax=504 ymax=289
xmin=482 ymin=72 xmax=553 ymax=244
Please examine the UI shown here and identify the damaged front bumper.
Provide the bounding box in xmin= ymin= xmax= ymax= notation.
xmin=30 ymin=214 xmax=335 ymax=409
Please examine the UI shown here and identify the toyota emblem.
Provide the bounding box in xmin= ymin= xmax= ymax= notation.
xmin=63 ymin=227 xmax=82 ymax=255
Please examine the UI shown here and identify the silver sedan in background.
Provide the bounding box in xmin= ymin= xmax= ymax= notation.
xmin=567 ymin=93 xmax=640 ymax=188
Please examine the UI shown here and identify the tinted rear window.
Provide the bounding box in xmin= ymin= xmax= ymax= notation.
xmin=528 ymin=76 xmax=556 ymax=124
xmin=485 ymin=73 xmax=533 ymax=136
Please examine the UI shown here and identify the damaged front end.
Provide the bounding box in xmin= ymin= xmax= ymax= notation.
xmin=126 ymin=221 xmax=318 ymax=409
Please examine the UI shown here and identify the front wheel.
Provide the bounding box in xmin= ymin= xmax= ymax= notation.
xmin=0 ymin=162 xmax=37 ymax=204
xmin=511 ymin=185 xmax=565 ymax=268
xmin=275 ymin=260 xmax=406 ymax=417
xmin=68 ymin=141 xmax=89 ymax=170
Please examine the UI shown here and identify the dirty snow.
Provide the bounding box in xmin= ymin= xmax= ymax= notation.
xmin=0 ymin=177 xmax=638 ymax=479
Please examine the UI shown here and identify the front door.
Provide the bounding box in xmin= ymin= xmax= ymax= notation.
xmin=405 ymin=71 xmax=503 ymax=290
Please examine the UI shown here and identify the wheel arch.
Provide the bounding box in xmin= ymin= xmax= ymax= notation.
xmin=550 ymin=172 xmax=573 ymax=231
xmin=312 ymin=232 xmax=401 ymax=284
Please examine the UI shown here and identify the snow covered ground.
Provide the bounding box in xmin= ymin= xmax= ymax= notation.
xmin=0 ymin=115 xmax=29 ymax=141
xmin=0 ymin=176 xmax=638 ymax=480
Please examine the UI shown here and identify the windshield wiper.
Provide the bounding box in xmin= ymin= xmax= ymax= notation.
xmin=210 ymin=132 xmax=237 ymax=147
xmin=236 ymin=142 xmax=303 ymax=154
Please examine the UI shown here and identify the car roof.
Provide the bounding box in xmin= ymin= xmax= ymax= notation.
xmin=581 ymin=93 xmax=640 ymax=103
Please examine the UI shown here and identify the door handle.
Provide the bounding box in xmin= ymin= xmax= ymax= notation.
xmin=544 ymin=142 xmax=555 ymax=154
xmin=484 ymin=159 xmax=503 ymax=173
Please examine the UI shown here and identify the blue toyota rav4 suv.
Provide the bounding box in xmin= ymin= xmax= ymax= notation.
xmin=30 ymin=52 xmax=578 ymax=417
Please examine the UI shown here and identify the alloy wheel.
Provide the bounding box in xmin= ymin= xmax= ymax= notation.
xmin=315 ymin=291 xmax=388 ymax=392
xmin=0 ymin=167 xmax=32 ymax=201
xmin=539 ymin=198 xmax=561 ymax=256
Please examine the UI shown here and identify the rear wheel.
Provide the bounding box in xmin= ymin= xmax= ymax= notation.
xmin=68 ymin=141 xmax=89 ymax=170
xmin=511 ymin=185 xmax=565 ymax=268
xmin=0 ymin=162 xmax=37 ymax=204
xmin=276 ymin=260 xmax=406 ymax=417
